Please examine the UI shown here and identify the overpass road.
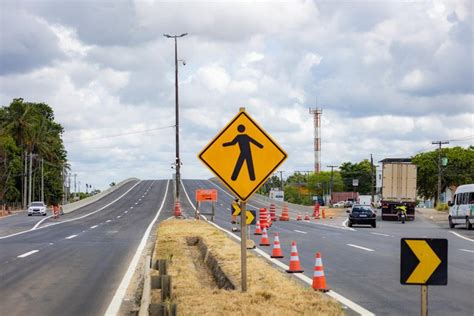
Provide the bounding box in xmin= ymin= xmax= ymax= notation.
xmin=0 ymin=180 xmax=173 ymax=316
xmin=181 ymin=179 xmax=474 ymax=316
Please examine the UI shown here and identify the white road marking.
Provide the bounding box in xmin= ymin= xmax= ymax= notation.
xmin=135 ymin=202 xmax=138 ymax=205
xmin=130 ymin=206 xmax=133 ymax=209
xmin=449 ymin=231 xmax=474 ymax=242
xmin=191 ymin=181 xmax=375 ymax=316
xmin=294 ymin=230 xmax=307 ymax=234
xmin=31 ymin=215 xmax=54 ymax=230
xmin=117 ymin=216 xmax=121 ymax=219
xmin=18 ymin=250 xmax=39 ymax=258
xmin=0 ymin=181 xmax=142 ymax=240
xmin=124 ymin=211 xmax=128 ymax=214
xmin=347 ymin=244 xmax=374 ymax=252
xmin=49 ymin=243 xmax=54 ymax=245
xmin=105 ymin=180 xmax=168 ymax=316
xmin=65 ymin=234 xmax=78 ymax=239
xmin=90 ymin=225 xmax=98 ymax=229
xmin=106 ymin=220 xmax=111 ymax=223
xmin=460 ymin=249 xmax=474 ymax=253
xmin=371 ymin=232 xmax=392 ymax=237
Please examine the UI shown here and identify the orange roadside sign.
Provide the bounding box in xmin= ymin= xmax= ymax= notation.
xmin=196 ymin=189 xmax=218 ymax=202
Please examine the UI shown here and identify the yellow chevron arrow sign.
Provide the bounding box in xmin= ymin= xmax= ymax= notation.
xmin=401 ymin=238 xmax=447 ymax=286
xmin=405 ymin=240 xmax=441 ymax=284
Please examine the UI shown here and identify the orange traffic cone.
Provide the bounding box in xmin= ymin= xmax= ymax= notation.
xmin=270 ymin=233 xmax=284 ymax=258
xmin=304 ymin=212 xmax=310 ymax=220
xmin=269 ymin=203 xmax=277 ymax=221
xmin=174 ymin=200 xmax=182 ymax=217
xmin=286 ymin=241 xmax=304 ymax=273
xmin=312 ymin=252 xmax=329 ymax=292
xmin=279 ymin=205 xmax=290 ymax=221
xmin=254 ymin=220 xmax=262 ymax=235
xmin=296 ymin=214 xmax=302 ymax=221
xmin=313 ymin=202 xmax=320 ymax=219
xmin=260 ymin=227 xmax=270 ymax=246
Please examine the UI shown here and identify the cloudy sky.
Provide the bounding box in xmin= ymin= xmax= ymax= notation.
xmin=1 ymin=0 xmax=472 ymax=191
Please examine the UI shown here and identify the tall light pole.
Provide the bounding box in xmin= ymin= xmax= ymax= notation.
xmin=164 ymin=33 xmax=188 ymax=199
xmin=432 ymin=140 xmax=449 ymax=206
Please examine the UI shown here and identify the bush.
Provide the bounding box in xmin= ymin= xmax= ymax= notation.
xmin=436 ymin=203 xmax=449 ymax=211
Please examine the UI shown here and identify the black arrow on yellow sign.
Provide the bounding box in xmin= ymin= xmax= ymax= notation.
xmin=400 ymin=238 xmax=448 ymax=285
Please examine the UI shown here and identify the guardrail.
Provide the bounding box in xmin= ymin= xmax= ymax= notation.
xmin=62 ymin=177 xmax=139 ymax=214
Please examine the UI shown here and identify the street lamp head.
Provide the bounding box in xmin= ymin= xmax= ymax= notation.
xmin=180 ymin=33 xmax=188 ymax=37
xmin=163 ymin=34 xmax=172 ymax=38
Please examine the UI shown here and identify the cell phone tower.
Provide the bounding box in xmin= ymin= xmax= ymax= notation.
xmin=309 ymin=108 xmax=322 ymax=174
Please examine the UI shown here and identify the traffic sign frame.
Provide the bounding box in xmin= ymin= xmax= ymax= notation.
xmin=198 ymin=110 xmax=287 ymax=202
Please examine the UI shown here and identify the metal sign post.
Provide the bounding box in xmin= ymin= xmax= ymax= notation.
xmin=240 ymin=201 xmax=247 ymax=292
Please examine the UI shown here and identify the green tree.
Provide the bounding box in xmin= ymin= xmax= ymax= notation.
xmin=339 ymin=160 xmax=373 ymax=194
xmin=412 ymin=146 xmax=474 ymax=200
xmin=0 ymin=99 xmax=67 ymax=205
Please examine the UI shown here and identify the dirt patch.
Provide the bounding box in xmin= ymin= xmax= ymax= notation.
xmin=152 ymin=219 xmax=343 ymax=315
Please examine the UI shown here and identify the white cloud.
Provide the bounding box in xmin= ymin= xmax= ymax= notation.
xmin=1 ymin=0 xmax=472 ymax=190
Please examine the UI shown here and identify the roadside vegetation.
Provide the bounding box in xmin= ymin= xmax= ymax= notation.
xmin=152 ymin=219 xmax=343 ymax=315
xmin=260 ymin=147 xmax=474 ymax=206
xmin=0 ymin=98 xmax=67 ymax=207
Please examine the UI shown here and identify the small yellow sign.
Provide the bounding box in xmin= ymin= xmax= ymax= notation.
xmin=199 ymin=109 xmax=287 ymax=202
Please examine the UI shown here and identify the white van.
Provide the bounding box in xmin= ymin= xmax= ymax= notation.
xmin=448 ymin=184 xmax=474 ymax=230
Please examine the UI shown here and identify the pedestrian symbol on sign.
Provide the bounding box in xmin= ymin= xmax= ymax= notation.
xmin=223 ymin=124 xmax=264 ymax=181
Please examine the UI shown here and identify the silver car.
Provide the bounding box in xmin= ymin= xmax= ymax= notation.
xmin=27 ymin=201 xmax=47 ymax=216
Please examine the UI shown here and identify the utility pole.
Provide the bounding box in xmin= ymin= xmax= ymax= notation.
xmin=327 ymin=165 xmax=338 ymax=204
xmin=23 ymin=152 xmax=27 ymax=208
xmin=41 ymin=158 xmax=44 ymax=202
xmin=62 ymin=165 xmax=67 ymax=205
xmin=277 ymin=170 xmax=285 ymax=190
xmin=432 ymin=140 xmax=449 ymax=206
xmin=370 ymin=154 xmax=375 ymax=204
xmin=74 ymin=173 xmax=77 ymax=201
xmin=164 ymin=32 xmax=188 ymax=200
xmin=28 ymin=152 xmax=33 ymax=206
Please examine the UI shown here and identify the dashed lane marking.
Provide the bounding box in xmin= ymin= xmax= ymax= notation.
xmin=460 ymin=249 xmax=474 ymax=253
xmin=371 ymin=232 xmax=392 ymax=237
xmin=18 ymin=250 xmax=39 ymax=258
xmin=65 ymin=234 xmax=78 ymax=240
xmin=106 ymin=220 xmax=111 ymax=223
xmin=347 ymin=244 xmax=374 ymax=252
xmin=90 ymin=225 xmax=98 ymax=229
xmin=294 ymin=230 xmax=307 ymax=234
xmin=117 ymin=216 xmax=121 ymax=219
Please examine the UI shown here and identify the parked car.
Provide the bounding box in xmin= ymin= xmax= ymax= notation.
xmin=333 ymin=201 xmax=345 ymax=208
xmin=347 ymin=204 xmax=376 ymax=228
xmin=27 ymin=201 xmax=47 ymax=216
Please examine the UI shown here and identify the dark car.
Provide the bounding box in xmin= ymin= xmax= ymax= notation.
xmin=347 ymin=204 xmax=376 ymax=228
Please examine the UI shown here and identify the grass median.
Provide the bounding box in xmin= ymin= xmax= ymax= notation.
xmin=152 ymin=219 xmax=343 ymax=315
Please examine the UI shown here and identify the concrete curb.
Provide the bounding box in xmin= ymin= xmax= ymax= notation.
xmin=62 ymin=177 xmax=139 ymax=214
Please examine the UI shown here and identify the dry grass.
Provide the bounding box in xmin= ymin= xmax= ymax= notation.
xmin=152 ymin=219 xmax=343 ymax=316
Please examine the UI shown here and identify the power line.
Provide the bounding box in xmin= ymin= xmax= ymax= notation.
xmin=64 ymin=125 xmax=175 ymax=144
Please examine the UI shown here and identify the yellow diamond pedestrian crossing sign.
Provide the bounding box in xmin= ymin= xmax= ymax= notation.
xmin=199 ymin=109 xmax=287 ymax=202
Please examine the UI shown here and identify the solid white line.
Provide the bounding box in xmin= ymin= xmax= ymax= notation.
xmin=17 ymin=250 xmax=39 ymax=258
xmin=0 ymin=181 xmax=142 ymax=240
xmin=294 ymin=230 xmax=307 ymax=234
xmin=65 ymin=234 xmax=78 ymax=239
xmin=105 ymin=180 xmax=169 ymax=316
xmin=371 ymin=232 xmax=392 ymax=237
xmin=90 ymin=225 xmax=98 ymax=229
xmin=449 ymin=231 xmax=474 ymax=242
xmin=31 ymin=215 xmax=53 ymax=230
xmin=347 ymin=244 xmax=374 ymax=252
xmin=185 ymin=181 xmax=374 ymax=316
xmin=459 ymin=249 xmax=474 ymax=253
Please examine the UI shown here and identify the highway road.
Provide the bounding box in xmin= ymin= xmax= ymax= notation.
xmin=0 ymin=179 xmax=173 ymax=316
xmin=181 ymin=179 xmax=474 ymax=316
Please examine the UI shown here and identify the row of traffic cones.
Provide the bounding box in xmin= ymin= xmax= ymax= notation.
xmin=265 ymin=203 xmax=326 ymax=222
xmin=258 ymin=230 xmax=328 ymax=291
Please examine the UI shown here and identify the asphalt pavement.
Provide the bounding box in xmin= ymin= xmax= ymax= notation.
xmin=181 ymin=179 xmax=474 ymax=316
xmin=0 ymin=179 xmax=174 ymax=316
